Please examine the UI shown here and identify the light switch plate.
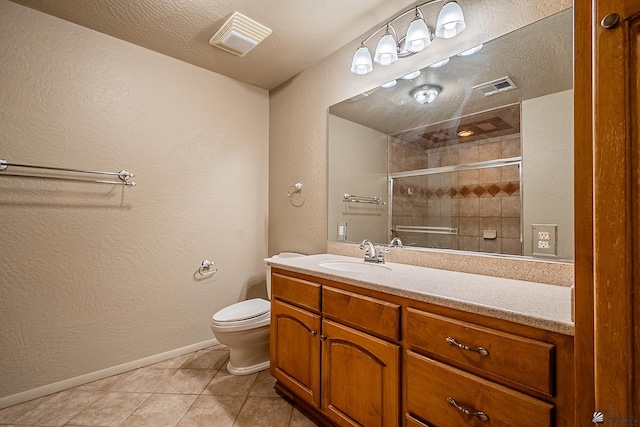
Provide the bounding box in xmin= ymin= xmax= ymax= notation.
xmin=337 ymin=222 xmax=347 ymax=240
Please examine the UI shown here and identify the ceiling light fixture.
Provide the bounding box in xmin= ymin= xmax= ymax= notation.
xmin=457 ymin=130 xmax=474 ymax=137
xmin=380 ymin=80 xmax=398 ymax=88
xmin=411 ymin=85 xmax=441 ymax=104
xmin=350 ymin=1 xmax=466 ymax=75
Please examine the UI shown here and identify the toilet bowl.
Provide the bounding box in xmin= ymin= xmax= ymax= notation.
xmin=210 ymin=252 xmax=304 ymax=375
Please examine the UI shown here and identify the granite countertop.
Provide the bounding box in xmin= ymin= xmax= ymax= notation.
xmin=267 ymin=253 xmax=574 ymax=336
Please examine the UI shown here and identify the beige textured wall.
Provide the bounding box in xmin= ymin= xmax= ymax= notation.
xmin=327 ymin=115 xmax=388 ymax=244
xmin=0 ymin=0 xmax=269 ymax=400
xmin=522 ymin=89 xmax=574 ymax=259
xmin=269 ymin=0 xmax=571 ymax=256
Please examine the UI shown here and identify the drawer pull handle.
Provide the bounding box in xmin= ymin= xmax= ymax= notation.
xmin=445 ymin=336 xmax=489 ymax=356
xmin=446 ymin=397 xmax=489 ymax=422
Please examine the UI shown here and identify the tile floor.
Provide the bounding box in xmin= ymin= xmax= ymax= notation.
xmin=0 ymin=345 xmax=319 ymax=427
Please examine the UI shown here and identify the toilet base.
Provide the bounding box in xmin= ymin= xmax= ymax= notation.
xmin=227 ymin=359 xmax=270 ymax=375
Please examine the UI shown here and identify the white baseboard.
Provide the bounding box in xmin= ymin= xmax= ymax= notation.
xmin=0 ymin=338 xmax=219 ymax=410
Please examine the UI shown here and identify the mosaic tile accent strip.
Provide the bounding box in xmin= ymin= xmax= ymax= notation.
xmin=394 ymin=182 xmax=520 ymax=199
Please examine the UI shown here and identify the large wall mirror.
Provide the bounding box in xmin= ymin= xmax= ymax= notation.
xmin=328 ymin=8 xmax=573 ymax=261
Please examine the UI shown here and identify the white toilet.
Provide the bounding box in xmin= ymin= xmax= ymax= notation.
xmin=210 ymin=252 xmax=305 ymax=375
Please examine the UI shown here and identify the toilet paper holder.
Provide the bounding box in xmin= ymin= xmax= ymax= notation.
xmin=198 ymin=259 xmax=218 ymax=277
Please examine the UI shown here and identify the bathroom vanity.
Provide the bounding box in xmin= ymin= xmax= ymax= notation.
xmin=267 ymin=254 xmax=574 ymax=427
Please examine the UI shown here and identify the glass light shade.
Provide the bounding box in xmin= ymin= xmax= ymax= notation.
xmin=457 ymin=44 xmax=483 ymax=56
xmin=436 ymin=2 xmax=465 ymax=39
xmin=374 ymin=33 xmax=398 ymax=65
xmin=412 ymin=86 xmax=440 ymax=104
xmin=405 ymin=17 xmax=431 ymax=53
xmin=381 ymin=80 xmax=397 ymax=88
xmin=401 ymin=70 xmax=421 ymax=80
xmin=351 ymin=45 xmax=373 ymax=75
xmin=429 ymin=57 xmax=450 ymax=68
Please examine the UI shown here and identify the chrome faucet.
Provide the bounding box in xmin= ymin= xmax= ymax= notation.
xmin=360 ymin=239 xmax=386 ymax=263
xmin=390 ymin=237 xmax=403 ymax=248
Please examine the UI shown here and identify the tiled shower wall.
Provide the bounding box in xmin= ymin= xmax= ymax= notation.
xmin=390 ymin=133 xmax=522 ymax=255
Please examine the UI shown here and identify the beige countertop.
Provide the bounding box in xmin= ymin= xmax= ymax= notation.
xmin=267 ymin=253 xmax=574 ymax=336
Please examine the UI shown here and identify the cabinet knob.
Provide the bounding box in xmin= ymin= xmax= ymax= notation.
xmin=310 ymin=330 xmax=317 ymax=336
xmin=446 ymin=397 xmax=489 ymax=422
xmin=445 ymin=336 xmax=489 ymax=356
xmin=320 ymin=335 xmax=327 ymax=341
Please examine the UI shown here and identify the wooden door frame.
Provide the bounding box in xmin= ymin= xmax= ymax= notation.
xmin=574 ymin=0 xmax=638 ymax=423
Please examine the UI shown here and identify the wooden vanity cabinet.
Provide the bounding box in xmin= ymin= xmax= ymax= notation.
xmin=270 ymin=269 xmax=401 ymax=426
xmin=270 ymin=273 xmax=322 ymax=408
xmin=269 ymin=268 xmax=574 ymax=427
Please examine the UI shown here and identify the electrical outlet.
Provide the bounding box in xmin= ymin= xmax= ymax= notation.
xmin=532 ymin=224 xmax=557 ymax=257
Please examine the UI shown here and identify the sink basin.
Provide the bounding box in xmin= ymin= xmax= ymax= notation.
xmin=319 ymin=261 xmax=391 ymax=273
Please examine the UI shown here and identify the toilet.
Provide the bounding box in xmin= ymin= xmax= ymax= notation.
xmin=210 ymin=252 xmax=305 ymax=375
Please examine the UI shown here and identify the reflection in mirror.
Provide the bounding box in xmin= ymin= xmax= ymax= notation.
xmin=328 ymin=9 xmax=574 ymax=260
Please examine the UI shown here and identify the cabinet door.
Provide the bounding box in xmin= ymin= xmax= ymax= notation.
xmin=270 ymin=299 xmax=321 ymax=407
xmin=321 ymin=319 xmax=400 ymax=427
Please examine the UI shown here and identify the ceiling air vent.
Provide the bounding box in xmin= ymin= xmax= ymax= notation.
xmin=472 ymin=76 xmax=517 ymax=96
xmin=209 ymin=12 xmax=272 ymax=57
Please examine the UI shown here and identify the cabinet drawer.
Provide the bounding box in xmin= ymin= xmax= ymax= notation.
xmin=406 ymin=351 xmax=554 ymax=427
xmin=323 ymin=286 xmax=401 ymax=341
xmin=406 ymin=308 xmax=554 ymax=396
xmin=405 ymin=413 xmax=431 ymax=427
xmin=272 ymin=272 xmax=321 ymax=312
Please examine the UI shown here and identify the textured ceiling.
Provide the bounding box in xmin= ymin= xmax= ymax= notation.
xmin=329 ymin=9 xmax=573 ymax=136
xmin=8 ymin=0 xmax=417 ymax=90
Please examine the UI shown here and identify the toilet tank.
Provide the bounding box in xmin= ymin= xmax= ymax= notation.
xmin=264 ymin=252 xmax=305 ymax=300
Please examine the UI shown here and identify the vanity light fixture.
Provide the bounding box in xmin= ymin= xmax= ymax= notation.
xmin=411 ymin=85 xmax=441 ymax=104
xmin=380 ymin=80 xmax=398 ymax=88
xmin=457 ymin=43 xmax=483 ymax=56
xmin=350 ymin=0 xmax=466 ymax=75
xmin=429 ymin=57 xmax=450 ymax=68
xmin=401 ymin=70 xmax=421 ymax=80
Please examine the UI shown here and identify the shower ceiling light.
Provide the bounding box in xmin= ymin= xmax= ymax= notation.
xmin=411 ymin=85 xmax=440 ymax=104
xmin=350 ymin=0 xmax=466 ymax=75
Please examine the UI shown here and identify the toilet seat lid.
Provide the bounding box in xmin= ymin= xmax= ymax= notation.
xmin=213 ymin=298 xmax=270 ymax=322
